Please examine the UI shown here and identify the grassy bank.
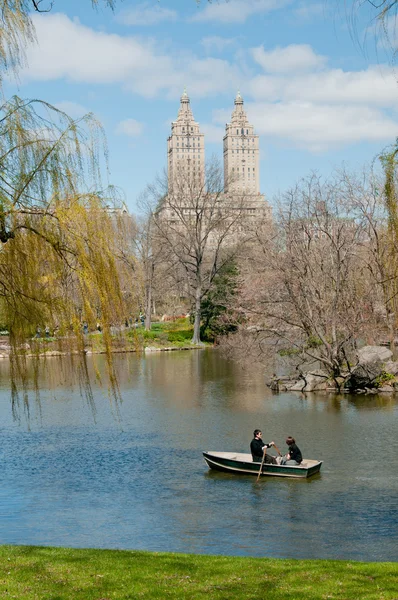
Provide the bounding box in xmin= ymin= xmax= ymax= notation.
xmin=0 ymin=320 xmax=208 ymax=359
xmin=0 ymin=546 xmax=397 ymax=599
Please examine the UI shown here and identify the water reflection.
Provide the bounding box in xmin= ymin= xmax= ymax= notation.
xmin=0 ymin=349 xmax=397 ymax=560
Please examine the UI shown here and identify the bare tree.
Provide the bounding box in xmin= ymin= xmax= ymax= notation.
xmin=233 ymin=171 xmax=385 ymax=386
xmin=133 ymin=207 xmax=169 ymax=331
xmin=150 ymin=158 xmax=263 ymax=344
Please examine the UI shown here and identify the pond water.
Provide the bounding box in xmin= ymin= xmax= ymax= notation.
xmin=0 ymin=349 xmax=397 ymax=561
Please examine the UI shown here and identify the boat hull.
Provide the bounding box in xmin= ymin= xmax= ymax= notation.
xmin=203 ymin=451 xmax=322 ymax=478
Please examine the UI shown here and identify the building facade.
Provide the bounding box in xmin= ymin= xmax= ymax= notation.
xmin=223 ymin=91 xmax=260 ymax=195
xmin=165 ymin=90 xmax=271 ymax=223
xmin=167 ymin=88 xmax=205 ymax=192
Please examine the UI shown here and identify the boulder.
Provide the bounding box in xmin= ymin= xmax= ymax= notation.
xmin=377 ymin=385 xmax=395 ymax=393
xmin=357 ymin=345 xmax=393 ymax=364
xmin=346 ymin=362 xmax=383 ymax=390
xmin=384 ymin=360 xmax=398 ymax=376
xmin=287 ymin=380 xmax=306 ymax=391
xmin=345 ymin=346 xmax=394 ymax=391
xmin=302 ymin=370 xmax=329 ymax=391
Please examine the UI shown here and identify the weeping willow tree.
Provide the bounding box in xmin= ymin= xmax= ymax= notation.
xmin=0 ymin=95 xmax=138 ymax=410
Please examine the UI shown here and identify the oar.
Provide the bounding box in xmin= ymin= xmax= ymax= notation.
xmin=273 ymin=443 xmax=282 ymax=456
xmin=256 ymin=450 xmax=267 ymax=482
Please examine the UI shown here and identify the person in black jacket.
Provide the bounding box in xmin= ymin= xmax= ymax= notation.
xmin=281 ymin=436 xmax=302 ymax=465
xmin=250 ymin=429 xmax=277 ymax=464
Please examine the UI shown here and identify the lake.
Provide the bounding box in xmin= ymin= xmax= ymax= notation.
xmin=0 ymin=349 xmax=397 ymax=561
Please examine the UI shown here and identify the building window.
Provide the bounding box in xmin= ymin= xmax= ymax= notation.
xmin=236 ymin=129 xmax=239 ymax=134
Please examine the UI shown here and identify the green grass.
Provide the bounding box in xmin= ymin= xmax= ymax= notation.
xmin=126 ymin=319 xmax=208 ymax=349
xmin=0 ymin=546 xmax=396 ymax=599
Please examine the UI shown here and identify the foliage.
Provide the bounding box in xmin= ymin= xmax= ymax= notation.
xmin=199 ymin=260 xmax=241 ymax=342
xmin=0 ymin=95 xmax=139 ymax=401
xmin=126 ymin=320 xmax=196 ymax=348
xmin=0 ymin=545 xmax=397 ymax=599
xmin=167 ymin=329 xmax=193 ymax=343
xmin=374 ymin=371 xmax=396 ymax=388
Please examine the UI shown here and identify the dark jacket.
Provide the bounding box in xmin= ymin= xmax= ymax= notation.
xmin=288 ymin=443 xmax=302 ymax=464
xmin=250 ymin=437 xmax=272 ymax=461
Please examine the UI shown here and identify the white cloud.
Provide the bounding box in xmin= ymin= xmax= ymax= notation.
xmin=116 ymin=2 xmax=177 ymax=26
xmin=201 ymin=36 xmax=236 ymax=54
xmin=293 ymin=2 xmax=325 ymax=21
xmin=22 ymin=14 xmax=239 ymax=99
xmin=115 ymin=118 xmax=144 ymax=137
xmin=190 ymin=0 xmax=292 ymax=24
xmin=54 ymin=101 xmax=90 ymax=119
xmin=201 ymin=123 xmax=225 ymax=144
xmin=213 ymin=101 xmax=398 ymax=150
xmin=249 ymin=65 xmax=398 ymax=106
xmin=252 ymin=44 xmax=327 ymax=73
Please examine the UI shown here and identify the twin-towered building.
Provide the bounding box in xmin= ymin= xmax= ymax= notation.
xmin=165 ymin=90 xmax=272 ymax=225
xmin=167 ymin=90 xmax=266 ymax=199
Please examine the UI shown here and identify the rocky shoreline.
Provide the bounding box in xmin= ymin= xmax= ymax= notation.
xmin=269 ymin=346 xmax=398 ymax=394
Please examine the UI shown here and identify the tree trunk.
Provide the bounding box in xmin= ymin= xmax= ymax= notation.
xmin=192 ymin=283 xmax=202 ymax=345
xmin=145 ymin=262 xmax=154 ymax=331
xmin=388 ymin=311 xmax=396 ymax=360
xmin=145 ymin=283 xmax=152 ymax=331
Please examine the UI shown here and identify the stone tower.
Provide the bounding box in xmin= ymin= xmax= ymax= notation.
xmin=167 ymin=89 xmax=205 ymax=191
xmin=223 ymin=91 xmax=260 ymax=195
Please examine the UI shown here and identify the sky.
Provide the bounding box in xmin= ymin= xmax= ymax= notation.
xmin=5 ymin=0 xmax=398 ymax=212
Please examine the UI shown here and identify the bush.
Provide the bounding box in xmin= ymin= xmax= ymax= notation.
xmin=167 ymin=329 xmax=193 ymax=343
xmin=374 ymin=371 xmax=395 ymax=388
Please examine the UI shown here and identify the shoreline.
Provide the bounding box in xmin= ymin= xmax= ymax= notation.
xmin=0 ymin=342 xmax=208 ymax=360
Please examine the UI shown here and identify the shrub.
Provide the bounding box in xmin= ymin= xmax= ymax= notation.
xmin=374 ymin=371 xmax=395 ymax=388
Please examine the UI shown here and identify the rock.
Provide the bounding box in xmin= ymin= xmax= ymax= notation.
xmin=357 ymin=345 xmax=393 ymax=364
xmin=346 ymin=362 xmax=383 ymax=390
xmin=384 ymin=361 xmax=398 ymax=376
xmin=302 ymin=370 xmax=329 ymax=391
xmin=287 ymin=380 xmax=306 ymax=391
xmin=346 ymin=346 xmax=394 ymax=391
xmin=377 ymin=385 xmax=395 ymax=392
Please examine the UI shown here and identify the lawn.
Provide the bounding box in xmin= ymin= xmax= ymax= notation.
xmin=0 ymin=546 xmax=396 ymax=599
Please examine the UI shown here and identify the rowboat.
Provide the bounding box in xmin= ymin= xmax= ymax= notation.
xmin=203 ymin=451 xmax=322 ymax=478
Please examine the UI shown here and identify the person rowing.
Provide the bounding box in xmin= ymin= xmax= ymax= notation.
xmin=250 ymin=429 xmax=277 ymax=464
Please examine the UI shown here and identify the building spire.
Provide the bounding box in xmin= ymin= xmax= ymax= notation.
xmin=181 ymin=86 xmax=189 ymax=102
xmin=235 ymin=89 xmax=243 ymax=104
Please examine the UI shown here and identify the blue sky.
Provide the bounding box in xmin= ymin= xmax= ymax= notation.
xmin=5 ymin=0 xmax=398 ymax=211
